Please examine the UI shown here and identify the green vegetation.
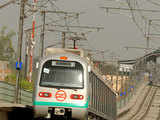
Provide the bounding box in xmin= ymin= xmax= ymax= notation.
xmin=20 ymin=79 xmax=33 ymax=91
xmin=0 ymin=26 xmax=33 ymax=91
xmin=5 ymin=73 xmax=33 ymax=91
xmin=0 ymin=26 xmax=16 ymax=61
xmin=5 ymin=73 xmax=16 ymax=84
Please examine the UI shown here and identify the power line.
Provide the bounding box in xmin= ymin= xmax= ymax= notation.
xmin=100 ymin=6 xmax=160 ymax=12
xmin=0 ymin=0 xmax=16 ymax=9
xmin=124 ymin=46 xmax=156 ymax=51
xmin=146 ymin=0 xmax=160 ymax=7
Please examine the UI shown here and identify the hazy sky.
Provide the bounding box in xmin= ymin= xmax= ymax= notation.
xmin=1 ymin=0 xmax=160 ymax=61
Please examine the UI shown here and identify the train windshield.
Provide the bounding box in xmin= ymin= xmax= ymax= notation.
xmin=40 ymin=60 xmax=84 ymax=89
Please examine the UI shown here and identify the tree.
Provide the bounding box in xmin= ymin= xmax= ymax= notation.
xmin=0 ymin=26 xmax=16 ymax=60
xmin=102 ymin=64 xmax=117 ymax=75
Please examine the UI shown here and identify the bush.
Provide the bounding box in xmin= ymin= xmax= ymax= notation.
xmin=5 ymin=73 xmax=33 ymax=91
xmin=5 ymin=73 xmax=16 ymax=84
xmin=20 ymin=80 xmax=33 ymax=91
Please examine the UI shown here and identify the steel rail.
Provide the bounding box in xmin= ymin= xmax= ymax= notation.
xmin=129 ymin=86 xmax=158 ymax=120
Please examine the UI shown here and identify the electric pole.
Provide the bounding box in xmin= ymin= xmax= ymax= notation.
xmin=146 ymin=20 xmax=152 ymax=54
xmin=15 ymin=0 xmax=25 ymax=103
xmin=40 ymin=11 xmax=45 ymax=57
xmin=69 ymin=36 xmax=87 ymax=49
xmin=0 ymin=0 xmax=16 ymax=9
xmin=24 ymin=32 xmax=30 ymax=79
xmin=62 ymin=32 xmax=66 ymax=48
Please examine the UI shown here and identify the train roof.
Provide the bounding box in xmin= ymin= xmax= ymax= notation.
xmin=45 ymin=48 xmax=88 ymax=57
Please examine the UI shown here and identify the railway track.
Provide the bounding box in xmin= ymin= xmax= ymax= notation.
xmin=130 ymin=86 xmax=160 ymax=120
xmin=140 ymin=86 xmax=160 ymax=120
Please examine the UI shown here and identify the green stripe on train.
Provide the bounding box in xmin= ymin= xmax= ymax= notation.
xmin=33 ymin=101 xmax=89 ymax=108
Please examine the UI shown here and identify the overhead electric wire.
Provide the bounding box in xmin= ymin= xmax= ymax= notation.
xmin=135 ymin=0 xmax=148 ymax=35
xmin=0 ymin=0 xmax=16 ymax=9
xmin=146 ymin=0 xmax=160 ymax=7
xmin=125 ymin=0 xmax=153 ymax=37
xmin=126 ymin=0 xmax=144 ymax=34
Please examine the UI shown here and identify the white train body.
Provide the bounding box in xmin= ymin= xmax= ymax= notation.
xmin=33 ymin=48 xmax=116 ymax=120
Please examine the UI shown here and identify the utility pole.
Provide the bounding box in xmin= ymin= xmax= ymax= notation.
xmin=62 ymin=32 xmax=66 ymax=48
xmin=146 ymin=20 xmax=152 ymax=54
xmin=24 ymin=32 xmax=30 ymax=79
xmin=0 ymin=0 xmax=16 ymax=9
xmin=73 ymin=39 xmax=76 ymax=49
xmin=15 ymin=0 xmax=25 ymax=104
xmin=28 ymin=0 xmax=37 ymax=83
xmin=69 ymin=36 xmax=85 ymax=49
xmin=116 ymin=61 xmax=119 ymax=92
xmin=144 ymin=19 xmax=151 ymax=71
xmin=72 ymin=38 xmax=78 ymax=49
xmin=40 ymin=11 xmax=45 ymax=57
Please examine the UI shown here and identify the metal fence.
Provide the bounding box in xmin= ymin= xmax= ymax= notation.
xmin=0 ymin=81 xmax=32 ymax=105
xmin=147 ymin=61 xmax=160 ymax=86
xmin=110 ymin=56 xmax=155 ymax=110
xmin=116 ymin=67 xmax=147 ymax=109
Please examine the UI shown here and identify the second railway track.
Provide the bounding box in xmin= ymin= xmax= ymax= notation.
xmin=130 ymin=86 xmax=160 ymax=120
xmin=141 ymin=86 xmax=160 ymax=120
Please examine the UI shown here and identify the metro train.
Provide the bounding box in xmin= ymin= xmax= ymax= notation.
xmin=33 ymin=48 xmax=117 ymax=120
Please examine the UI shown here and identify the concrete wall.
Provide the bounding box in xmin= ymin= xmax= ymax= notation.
xmin=0 ymin=81 xmax=32 ymax=105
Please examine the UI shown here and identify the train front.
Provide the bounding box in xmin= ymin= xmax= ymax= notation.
xmin=33 ymin=54 xmax=88 ymax=120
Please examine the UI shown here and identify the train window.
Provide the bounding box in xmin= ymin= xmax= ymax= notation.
xmin=40 ymin=60 xmax=84 ymax=89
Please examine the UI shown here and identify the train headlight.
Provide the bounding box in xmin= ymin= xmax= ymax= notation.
xmin=39 ymin=92 xmax=52 ymax=98
xmin=70 ymin=94 xmax=84 ymax=100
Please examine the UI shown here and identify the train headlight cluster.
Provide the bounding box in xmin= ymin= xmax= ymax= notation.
xmin=70 ymin=94 xmax=84 ymax=100
xmin=39 ymin=92 xmax=52 ymax=98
